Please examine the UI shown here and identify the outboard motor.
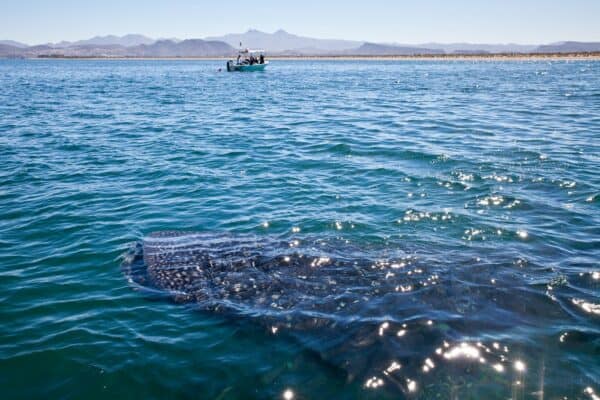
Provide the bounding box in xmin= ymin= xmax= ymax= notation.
xmin=226 ymin=60 xmax=232 ymax=72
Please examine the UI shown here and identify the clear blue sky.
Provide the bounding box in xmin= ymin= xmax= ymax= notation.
xmin=3 ymin=0 xmax=600 ymax=45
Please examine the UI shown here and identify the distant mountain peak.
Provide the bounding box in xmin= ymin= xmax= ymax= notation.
xmin=48 ymin=34 xmax=156 ymax=48
xmin=206 ymin=29 xmax=361 ymax=53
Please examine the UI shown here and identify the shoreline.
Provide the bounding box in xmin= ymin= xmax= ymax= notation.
xmin=6 ymin=52 xmax=600 ymax=61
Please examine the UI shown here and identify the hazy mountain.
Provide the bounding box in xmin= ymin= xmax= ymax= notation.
xmin=41 ymin=44 xmax=129 ymax=57
xmin=50 ymin=34 xmax=156 ymax=48
xmin=207 ymin=29 xmax=361 ymax=53
xmin=157 ymin=37 xmax=182 ymax=43
xmin=128 ymin=39 xmax=234 ymax=57
xmin=417 ymin=43 xmax=537 ymax=53
xmin=79 ymin=34 xmax=154 ymax=47
xmin=2 ymin=30 xmax=600 ymax=58
xmin=0 ymin=39 xmax=234 ymax=58
xmin=273 ymin=47 xmax=334 ymax=55
xmin=351 ymin=43 xmax=443 ymax=56
xmin=204 ymin=30 xmax=545 ymax=54
xmin=0 ymin=40 xmax=28 ymax=48
xmin=451 ymin=49 xmax=491 ymax=55
xmin=534 ymin=41 xmax=600 ymax=53
xmin=0 ymin=44 xmax=58 ymax=57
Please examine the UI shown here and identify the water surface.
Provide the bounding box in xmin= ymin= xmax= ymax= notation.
xmin=0 ymin=59 xmax=599 ymax=399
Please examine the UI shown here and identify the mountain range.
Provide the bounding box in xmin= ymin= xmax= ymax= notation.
xmin=50 ymin=34 xmax=156 ymax=48
xmin=535 ymin=41 xmax=600 ymax=53
xmin=1 ymin=30 xmax=599 ymax=58
xmin=353 ymin=43 xmax=444 ymax=56
xmin=206 ymin=29 xmax=361 ymax=54
xmin=0 ymin=40 xmax=29 ymax=48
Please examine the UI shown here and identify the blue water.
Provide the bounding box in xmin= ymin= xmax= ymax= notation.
xmin=0 ymin=59 xmax=599 ymax=399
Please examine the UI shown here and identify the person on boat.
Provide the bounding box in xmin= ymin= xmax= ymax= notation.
xmin=236 ymin=54 xmax=241 ymax=64
xmin=259 ymin=54 xmax=264 ymax=64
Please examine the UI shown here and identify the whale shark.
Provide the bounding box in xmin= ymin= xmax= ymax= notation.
xmin=121 ymin=231 xmax=592 ymax=397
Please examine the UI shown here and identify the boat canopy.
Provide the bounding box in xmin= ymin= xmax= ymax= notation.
xmin=239 ymin=48 xmax=265 ymax=54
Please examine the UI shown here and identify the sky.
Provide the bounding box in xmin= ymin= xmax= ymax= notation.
xmin=2 ymin=0 xmax=600 ymax=45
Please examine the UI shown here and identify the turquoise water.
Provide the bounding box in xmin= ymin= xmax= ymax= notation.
xmin=0 ymin=59 xmax=599 ymax=399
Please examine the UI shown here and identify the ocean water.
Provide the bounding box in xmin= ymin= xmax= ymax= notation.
xmin=0 ymin=59 xmax=599 ymax=399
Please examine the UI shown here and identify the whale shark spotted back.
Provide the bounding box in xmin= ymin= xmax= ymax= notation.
xmin=121 ymin=231 xmax=589 ymax=396
xmin=125 ymin=231 xmax=420 ymax=319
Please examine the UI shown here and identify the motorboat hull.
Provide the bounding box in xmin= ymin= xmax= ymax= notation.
xmin=226 ymin=61 xmax=268 ymax=72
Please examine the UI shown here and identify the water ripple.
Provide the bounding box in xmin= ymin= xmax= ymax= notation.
xmin=0 ymin=59 xmax=598 ymax=399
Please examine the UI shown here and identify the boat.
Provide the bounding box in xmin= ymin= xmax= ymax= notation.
xmin=226 ymin=49 xmax=269 ymax=72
